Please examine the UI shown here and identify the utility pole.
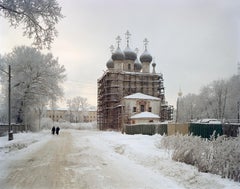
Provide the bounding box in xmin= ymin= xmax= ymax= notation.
xmin=0 ymin=65 xmax=13 ymax=140
xmin=176 ymin=89 xmax=182 ymax=123
xmin=238 ymin=101 xmax=240 ymax=123
xmin=8 ymin=65 xmax=13 ymax=140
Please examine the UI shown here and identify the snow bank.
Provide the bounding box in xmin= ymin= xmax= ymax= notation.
xmin=159 ymin=134 xmax=240 ymax=182
xmin=71 ymin=131 xmax=240 ymax=188
xmin=0 ymin=130 xmax=52 ymax=179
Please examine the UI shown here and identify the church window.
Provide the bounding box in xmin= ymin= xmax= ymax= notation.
xmin=140 ymin=105 xmax=145 ymax=112
xmin=133 ymin=107 xmax=136 ymax=112
xmin=128 ymin=64 xmax=131 ymax=70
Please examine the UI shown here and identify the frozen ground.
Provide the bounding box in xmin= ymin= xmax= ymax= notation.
xmin=0 ymin=129 xmax=239 ymax=189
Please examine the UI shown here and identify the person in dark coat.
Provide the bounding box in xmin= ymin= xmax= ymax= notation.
xmin=51 ymin=126 xmax=55 ymax=135
xmin=56 ymin=126 xmax=60 ymax=135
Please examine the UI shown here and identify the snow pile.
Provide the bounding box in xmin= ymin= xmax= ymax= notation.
xmin=159 ymin=134 xmax=240 ymax=182
xmin=0 ymin=131 xmax=50 ymax=155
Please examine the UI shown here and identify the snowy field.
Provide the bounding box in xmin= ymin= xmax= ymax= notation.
xmin=0 ymin=129 xmax=239 ymax=189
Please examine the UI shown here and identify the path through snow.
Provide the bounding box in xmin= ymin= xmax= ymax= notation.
xmin=0 ymin=130 xmax=239 ymax=189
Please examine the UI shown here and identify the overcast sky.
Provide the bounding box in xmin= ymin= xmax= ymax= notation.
xmin=1 ymin=0 xmax=240 ymax=108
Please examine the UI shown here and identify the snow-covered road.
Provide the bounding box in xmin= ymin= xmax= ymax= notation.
xmin=0 ymin=130 xmax=239 ymax=189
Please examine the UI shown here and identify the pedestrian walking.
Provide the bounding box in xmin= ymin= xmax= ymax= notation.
xmin=56 ymin=126 xmax=60 ymax=135
xmin=51 ymin=126 xmax=55 ymax=135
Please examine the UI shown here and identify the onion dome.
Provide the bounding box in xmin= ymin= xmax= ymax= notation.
xmin=140 ymin=38 xmax=152 ymax=63
xmin=111 ymin=46 xmax=125 ymax=61
xmin=140 ymin=49 xmax=152 ymax=63
xmin=133 ymin=47 xmax=142 ymax=72
xmin=124 ymin=46 xmax=137 ymax=61
xmin=134 ymin=58 xmax=142 ymax=71
xmin=152 ymin=61 xmax=156 ymax=74
xmin=123 ymin=31 xmax=137 ymax=61
xmin=112 ymin=36 xmax=125 ymax=61
xmin=106 ymin=58 xmax=114 ymax=69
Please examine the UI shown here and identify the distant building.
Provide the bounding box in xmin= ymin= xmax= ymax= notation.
xmin=84 ymin=110 xmax=97 ymax=122
xmin=46 ymin=108 xmax=68 ymax=122
xmin=45 ymin=108 xmax=97 ymax=123
xmin=97 ymin=31 xmax=173 ymax=130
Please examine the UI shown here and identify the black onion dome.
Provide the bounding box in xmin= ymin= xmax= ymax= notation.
xmin=140 ymin=50 xmax=152 ymax=63
xmin=134 ymin=58 xmax=142 ymax=71
xmin=112 ymin=47 xmax=125 ymax=61
xmin=106 ymin=58 xmax=114 ymax=69
xmin=124 ymin=46 xmax=137 ymax=61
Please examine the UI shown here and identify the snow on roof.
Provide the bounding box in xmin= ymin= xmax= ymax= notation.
xmin=131 ymin=112 xmax=160 ymax=119
xmin=124 ymin=93 xmax=160 ymax=100
xmin=192 ymin=119 xmax=222 ymax=124
xmin=46 ymin=107 xmax=68 ymax=111
xmin=46 ymin=107 xmax=97 ymax=111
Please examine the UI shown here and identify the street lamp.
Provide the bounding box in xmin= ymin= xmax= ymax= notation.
xmin=0 ymin=65 xmax=13 ymax=140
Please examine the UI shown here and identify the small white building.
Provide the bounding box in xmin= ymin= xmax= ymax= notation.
xmin=130 ymin=111 xmax=160 ymax=124
xmin=121 ymin=92 xmax=161 ymax=124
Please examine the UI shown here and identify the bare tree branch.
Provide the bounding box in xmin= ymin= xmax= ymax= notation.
xmin=0 ymin=0 xmax=63 ymax=49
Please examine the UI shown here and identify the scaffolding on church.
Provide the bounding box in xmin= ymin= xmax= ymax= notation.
xmin=97 ymin=71 xmax=173 ymax=130
xmin=97 ymin=31 xmax=173 ymax=131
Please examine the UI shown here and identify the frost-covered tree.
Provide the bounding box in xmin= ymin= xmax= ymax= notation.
xmin=67 ymin=96 xmax=89 ymax=123
xmin=177 ymin=94 xmax=198 ymax=123
xmin=1 ymin=46 xmax=66 ymax=130
xmin=0 ymin=0 xmax=63 ymax=49
xmin=177 ymin=75 xmax=238 ymax=122
xmin=225 ymin=75 xmax=240 ymax=120
xmin=211 ymin=80 xmax=228 ymax=119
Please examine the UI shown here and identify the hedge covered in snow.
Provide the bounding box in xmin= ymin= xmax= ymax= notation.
xmin=158 ymin=134 xmax=240 ymax=182
xmin=40 ymin=118 xmax=98 ymax=130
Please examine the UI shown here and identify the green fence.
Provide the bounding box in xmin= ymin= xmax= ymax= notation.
xmin=125 ymin=122 xmax=238 ymax=138
xmin=155 ymin=124 xmax=168 ymax=135
xmin=189 ymin=123 xmax=223 ymax=138
xmin=125 ymin=124 xmax=167 ymax=135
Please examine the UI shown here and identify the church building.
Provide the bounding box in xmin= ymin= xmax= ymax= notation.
xmin=97 ymin=31 xmax=173 ymax=130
